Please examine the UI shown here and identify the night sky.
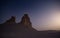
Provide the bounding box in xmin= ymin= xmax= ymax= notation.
xmin=0 ymin=0 xmax=60 ymax=31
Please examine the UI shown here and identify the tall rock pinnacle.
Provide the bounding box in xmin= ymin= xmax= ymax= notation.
xmin=21 ymin=14 xmax=31 ymax=25
xmin=20 ymin=14 xmax=32 ymax=28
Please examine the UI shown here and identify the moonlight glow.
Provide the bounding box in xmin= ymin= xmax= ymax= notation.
xmin=48 ymin=11 xmax=60 ymax=30
xmin=36 ymin=11 xmax=60 ymax=31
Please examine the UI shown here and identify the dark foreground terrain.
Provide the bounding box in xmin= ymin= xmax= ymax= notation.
xmin=0 ymin=24 xmax=60 ymax=38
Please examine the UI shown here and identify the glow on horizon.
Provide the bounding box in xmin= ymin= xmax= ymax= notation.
xmin=48 ymin=11 xmax=60 ymax=30
xmin=33 ymin=10 xmax=60 ymax=31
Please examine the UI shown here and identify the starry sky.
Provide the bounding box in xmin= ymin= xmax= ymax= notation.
xmin=0 ymin=0 xmax=60 ymax=31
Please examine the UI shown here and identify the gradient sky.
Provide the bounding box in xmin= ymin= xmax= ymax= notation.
xmin=0 ymin=0 xmax=60 ymax=31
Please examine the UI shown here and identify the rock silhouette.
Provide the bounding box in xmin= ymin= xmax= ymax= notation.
xmin=19 ymin=14 xmax=33 ymax=30
xmin=4 ymin=16 xmax=16 ymax=24
xmin=1 ymin=14 xmax=36 ymax=31
xmin=20 ymin=14 xmax=32 ymax=26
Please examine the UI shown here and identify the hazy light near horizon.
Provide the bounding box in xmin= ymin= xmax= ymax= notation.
xmin=48 ymin=11 xmax=60 ymax=30
xmin=34 ymin=10 xmax=60 ymax=31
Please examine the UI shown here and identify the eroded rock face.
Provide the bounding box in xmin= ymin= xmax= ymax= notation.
xmin=4 ymin=16 xmax=16 ymax=24
xmin=2 ymin=14 xmax=36 ymax=31
xmin=20 ymin=14 xmax=31 ymax=25
xmin=20 ymin=14 xmax=32 ymax=29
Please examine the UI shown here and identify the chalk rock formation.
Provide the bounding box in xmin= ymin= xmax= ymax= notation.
xmin=4 ymin=16 xmax=16 ymax=24
xmin=2 ymin=14 xmax=36 ymax=31
xmin=20 ymin=14 xmax=32 ymax=25
xmin=20 ymin=14 xmax=32 ymax=29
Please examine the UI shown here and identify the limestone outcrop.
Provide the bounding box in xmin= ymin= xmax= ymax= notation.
xmin=4 ymin=16 xmax=16 ymax=24
xmin=20 ymin=14 xmax=32 ymax=26
xmin=2 ymin=14 xmax=36 ymax=31
xmin=19 ymin=14 xmax=33 ymax=30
